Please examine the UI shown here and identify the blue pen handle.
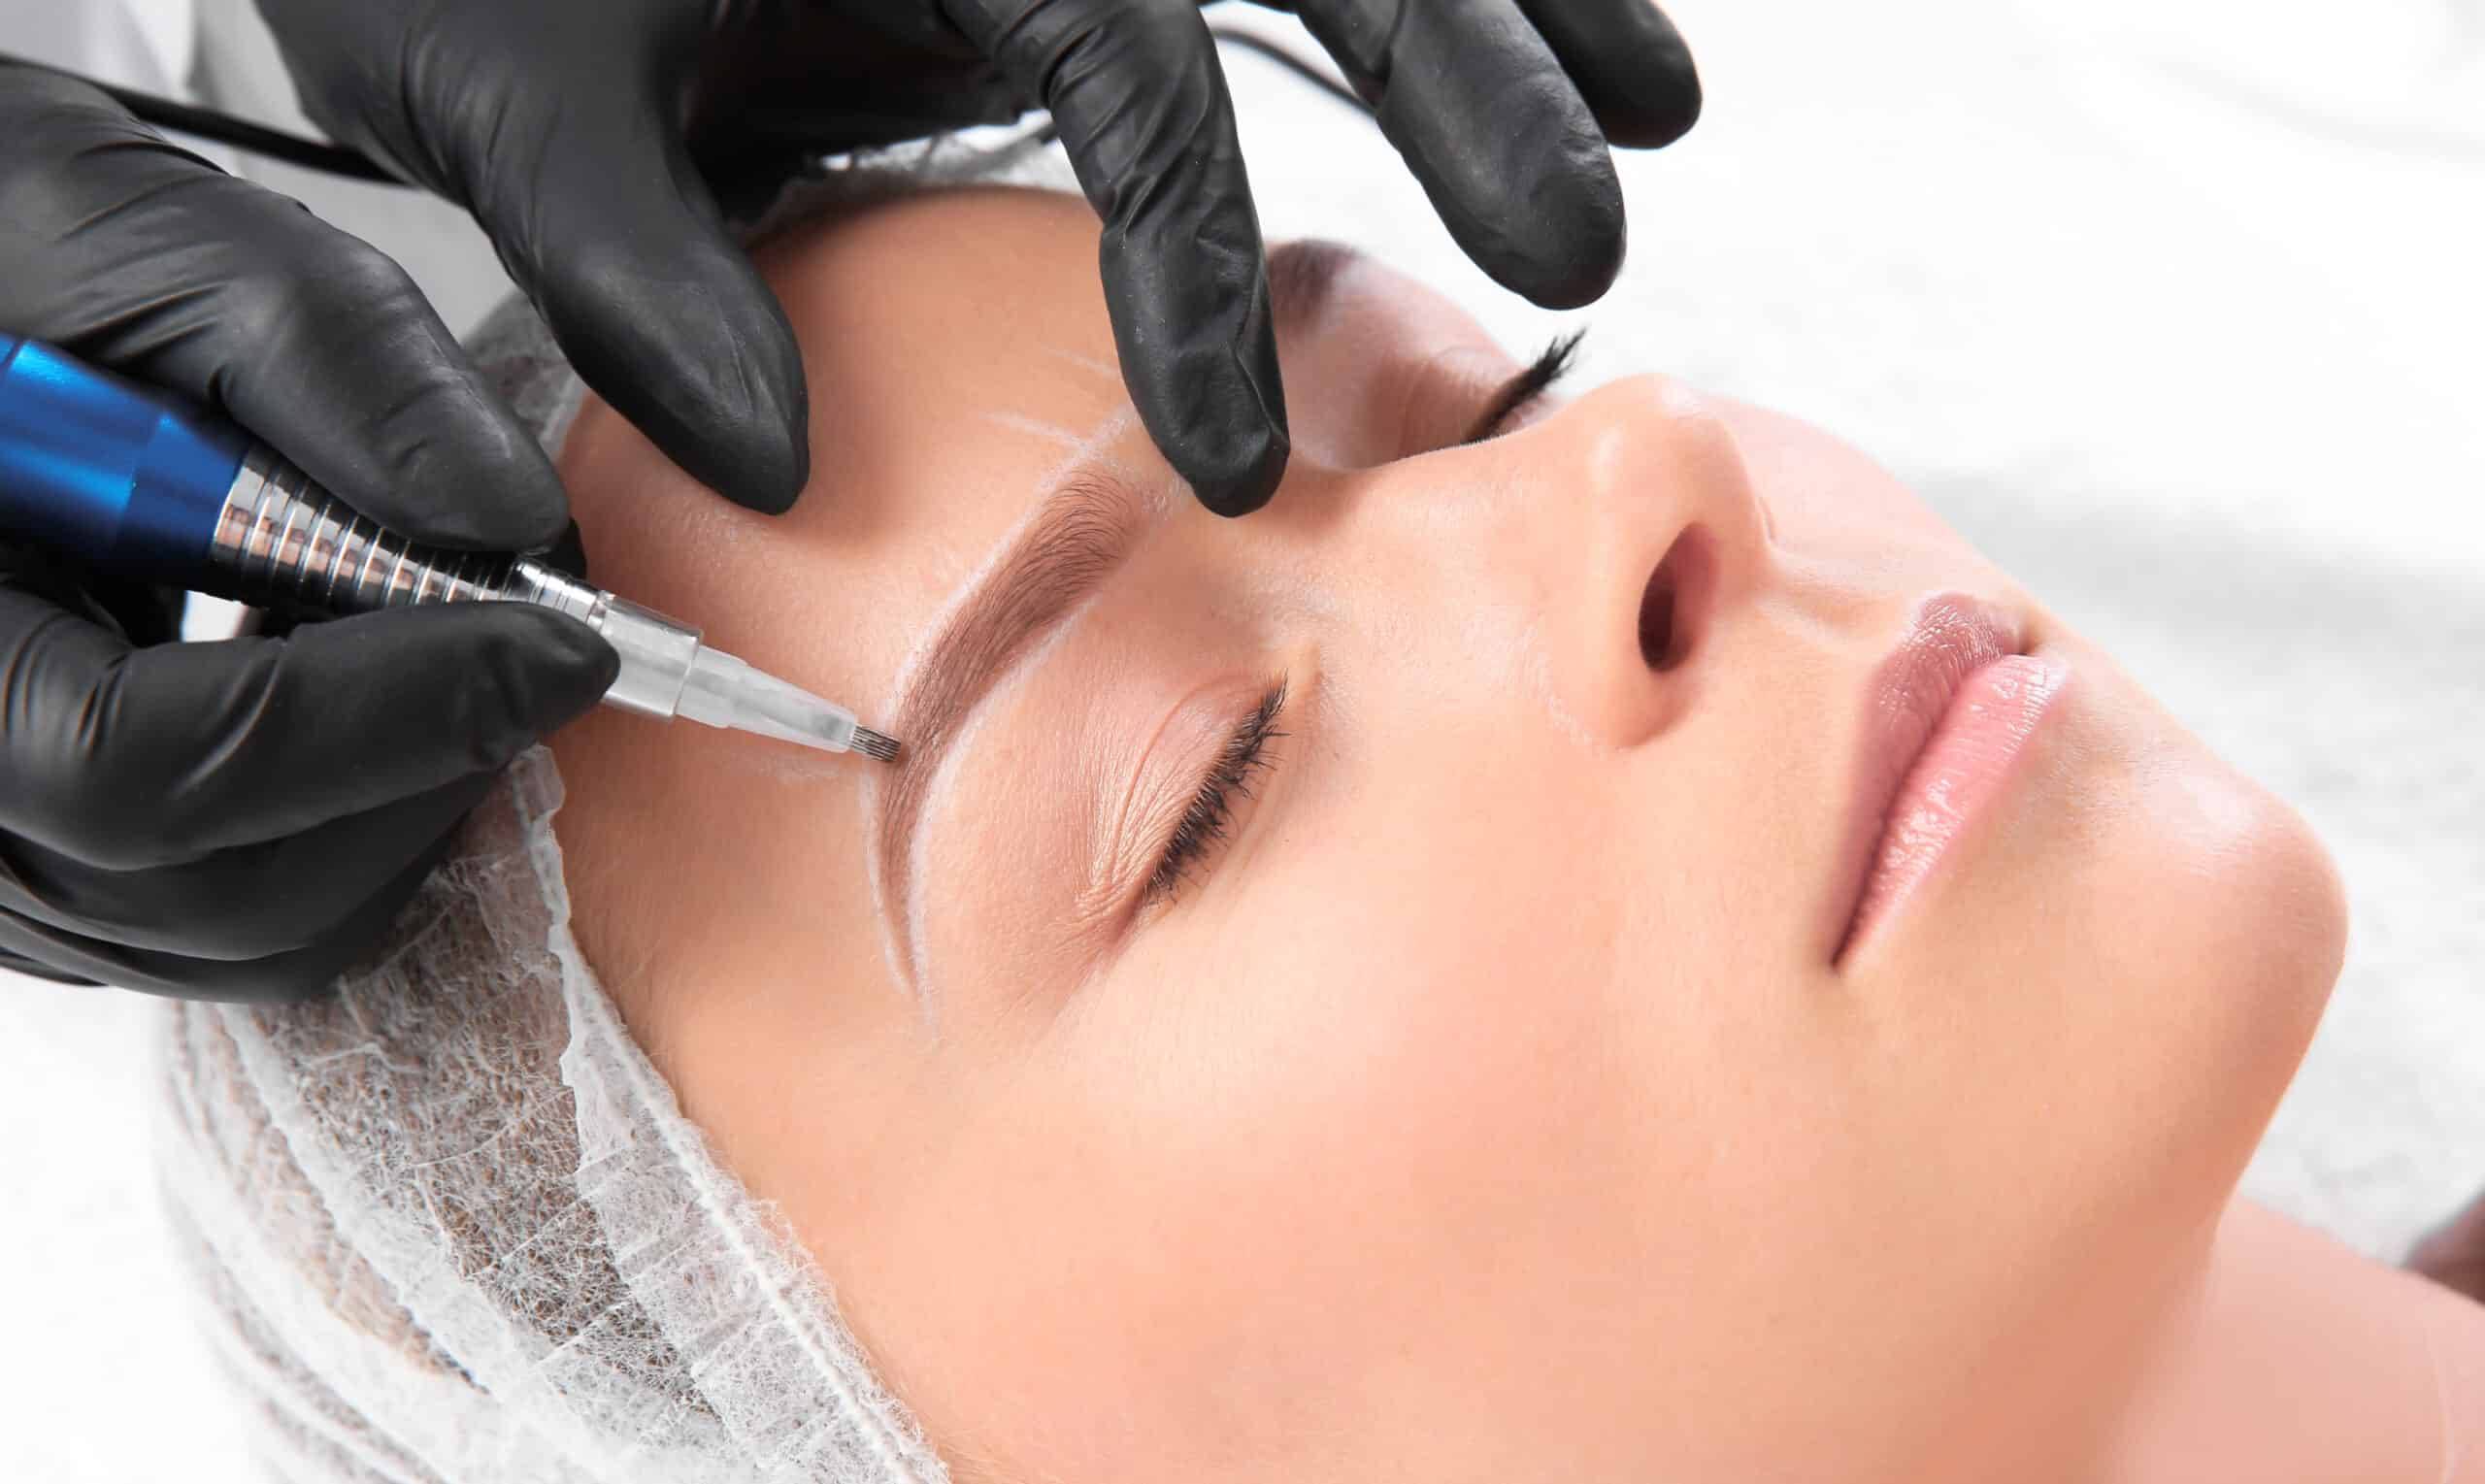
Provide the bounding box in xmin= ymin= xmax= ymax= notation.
xmin=0 ymin=333 xmax=885 ymax=747
xmin=0 ymin=333 xmax=253 ymax=587
xmin=0 ymin=331 xmax=538 ymax=618
xmin=0 ymin=335 xmax=895 ymax=755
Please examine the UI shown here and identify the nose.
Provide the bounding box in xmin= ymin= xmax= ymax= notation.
xmin=1485 ymin=375 xmax=1774 ymax=749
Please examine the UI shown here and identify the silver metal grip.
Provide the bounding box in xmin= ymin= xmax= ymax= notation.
xmin=211 ymin=446 xmax=514 ymax=612
xmin=208 ymin=446 xmax=709 ymax=721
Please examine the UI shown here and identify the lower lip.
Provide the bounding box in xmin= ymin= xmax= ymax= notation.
xmin=1839 ymin=652 xmax=2069 ymax=958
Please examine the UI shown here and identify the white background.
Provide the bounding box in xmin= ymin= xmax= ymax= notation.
xmin=1 ymin=0 xmax=2479 ymax=1476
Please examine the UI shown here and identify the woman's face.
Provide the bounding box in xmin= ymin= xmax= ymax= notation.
xmin=548 ymin=186 xmax=2343 ymax=1482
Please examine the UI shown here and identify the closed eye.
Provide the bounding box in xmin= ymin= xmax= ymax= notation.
xmin=1143 ymin=681 xmax=1289 ymax=907
xmin=1135 ymin=332 xmax=1572 ymax=908
xmin=1463 ymin=329 xmax=1587 ymax=445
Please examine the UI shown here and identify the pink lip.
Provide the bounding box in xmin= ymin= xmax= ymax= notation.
xmin=1831 ymin=596 xmax=2068 ymax=964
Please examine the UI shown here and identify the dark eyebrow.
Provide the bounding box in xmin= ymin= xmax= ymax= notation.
xmin=1266 ymin=238 xmax=1361 ymax=324
xmin=877 ymin=242 xmax=1360 ymax=972
xmin=875 ymin=241 xmax=1552 ymax=980
xmin=877 ymin=471 xmax=1155 ymax=973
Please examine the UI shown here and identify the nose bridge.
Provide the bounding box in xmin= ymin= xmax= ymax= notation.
xmin=1242 ymin=376 xmax=1775 ymax=750
xmin=1269 ymin=373 xmax=1768 ymax=558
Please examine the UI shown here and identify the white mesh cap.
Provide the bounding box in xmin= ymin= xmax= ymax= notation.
xmin=149 ymin=135 xmax=1085 ymax=1482
xmin=157 ymin=750 xmax=944 ymax=1483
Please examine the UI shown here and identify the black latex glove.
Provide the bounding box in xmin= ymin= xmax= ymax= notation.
xmin=0 ymin=64 xmax=619 ymax=1001
xmin=253 ymin=0 xmax=1701 ymax=516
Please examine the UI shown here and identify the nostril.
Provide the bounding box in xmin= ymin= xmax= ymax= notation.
xmin=1637 ymin=570 xmax=1675 ymax=671
xmin=1639 ymin=527 xmax=1711 ymax=673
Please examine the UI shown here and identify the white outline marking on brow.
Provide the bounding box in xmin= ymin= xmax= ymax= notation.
xmin=898 ymin=586 xmax=1109 ymax=1027
xmin=1042 ymin=347 xmax=1122 ymax=385
xmin=980 ymin=412 xmax=1104 ymax=449
xmin=861 ymin=407 xmax=1141 ymax=1005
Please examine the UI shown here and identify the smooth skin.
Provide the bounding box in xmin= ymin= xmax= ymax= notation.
xmin=548 ymin=187 xmax=2485 ymax=1482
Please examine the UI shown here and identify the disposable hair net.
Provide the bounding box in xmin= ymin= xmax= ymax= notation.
xmin=155 ymin=135 xmax=1073 ymax=1483
xmin=158 ymin=749 xmax=941 ymax=1482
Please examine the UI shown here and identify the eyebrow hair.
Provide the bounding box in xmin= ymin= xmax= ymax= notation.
xmin=875 ymin=241 xmax=1363 ymax=978
xmin=877 ymin=471 xmax=1155 ymax=975
xmin=873 ymin=240 xmax=1561 ymax=983
xmin=1266 ymin=238 xmax=1361 ymax=324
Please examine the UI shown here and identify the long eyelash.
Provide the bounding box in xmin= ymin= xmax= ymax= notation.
xmin=1465 ymin=327 xmax=1588 ymax=445
xmin=1143 ymin=681 xmax=1289 ymax=907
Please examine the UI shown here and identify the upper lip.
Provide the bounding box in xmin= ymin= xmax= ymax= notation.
xmin=1828 ymin=594 xmax=2027 ymax=961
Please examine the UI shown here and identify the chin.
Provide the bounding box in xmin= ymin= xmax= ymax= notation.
xmin=2177 ymin=767 xmax=2345 ymax=1102
xmin=2091 ymin=738 xmax=2348 ymax=1193
xmin=1956 ymin=650 xmax=2349 ymax=1238
xmin=1951 ymin=725 xmax=2347 ymax=1452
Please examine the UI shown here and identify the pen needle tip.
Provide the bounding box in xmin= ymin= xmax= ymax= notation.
xmin=850 ymin=726 xmax=902 ymax=764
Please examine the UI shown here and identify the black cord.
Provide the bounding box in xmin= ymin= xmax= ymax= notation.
xmin=1206 ymin=25 xmax=1371 ymax=116
xmin=1 ymin=26 xmax=1366 ymax=187
xmin=0 ymin=50 xmax=403 ymax=184
xmin=1030 ymin=25 xmax=1371 ymax=148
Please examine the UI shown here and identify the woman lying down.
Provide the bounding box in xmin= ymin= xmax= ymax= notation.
xmin=160 ymin=170 xmax=2485 ymax=1483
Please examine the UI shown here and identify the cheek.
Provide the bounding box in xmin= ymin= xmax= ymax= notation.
xmin=839 ymin=767 xmax=1656 ymax=1479
xmin=854 ymin=745 xmax=1867 ymax=1480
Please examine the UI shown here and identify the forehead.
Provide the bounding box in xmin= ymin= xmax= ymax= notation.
xmin=558 ymin=184 xmax=1509 ymax=722
xmin=559 ymin=186 xmax=1146 ymax=723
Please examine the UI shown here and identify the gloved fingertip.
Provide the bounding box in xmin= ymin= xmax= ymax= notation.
xmin=485 ymin=606 xmax=622 ymax=733
xmin=1657 ymin=60 xmax=1705 ymax=148
xmin=1187 ymin=413 xmax=1290 ymax=518
xmin=1373 ymin=49 xmax=1628 ymax=312
xmin=533 ymin=520 xmax=591 ymax=580
xmin=1164 ymin=329 xmax=1289 ymax=516
xmin=1517 ymin=0 xmax=1704 ymax=151
xmin=376 ymin=397 xmax=574 ymax=552
xmin=1482 ymin=240 xmax=1622 ymax=309
xmin=478 ymin=421 xmax=578 ymax=550
xmin=503 ymin=484 xmax=580 ymax=554
xmin=571 ymin=282 xmax=812 ymax=516
xmin=546 ymin=614 xmax=625 ymax=702
xmin=478 ymin=494 xmax=578 ymax=557
xmin=708 ymin=402 xmax=810 ymax=516
xmin=675 ymin=303 xmax=812 ymax=514
xmin=1090 ymin=167 xmax=1288 ymax=515
xmin=1489 ymin=174 xmax=1626 ymax=312
xmin=1519 ymin=223 xmax=1626 ymax=313
xmin=1601 ymin=54 xmax=1703 ymax=150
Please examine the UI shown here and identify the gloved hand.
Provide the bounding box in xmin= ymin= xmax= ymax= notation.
xmin=0 ymin=64 xmax=619 ymax=1001
xmin=253 ymin=0 xmax=1701 ymax=516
